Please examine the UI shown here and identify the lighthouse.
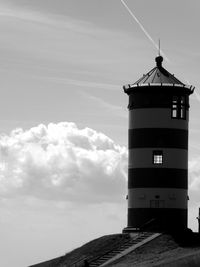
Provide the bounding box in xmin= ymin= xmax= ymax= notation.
xmin=123 ymin=56 xmax=194 ymax=232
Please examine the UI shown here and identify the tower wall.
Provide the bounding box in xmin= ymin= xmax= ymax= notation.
xmin=126 ymin=87 xmax=190 ymax=231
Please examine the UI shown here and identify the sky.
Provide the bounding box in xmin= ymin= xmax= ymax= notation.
xmin=0 ymin=0 xmax=200 ymax=266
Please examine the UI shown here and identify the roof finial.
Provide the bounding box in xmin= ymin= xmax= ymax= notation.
xmin=155 ymin=39 xmax=163 ymax=67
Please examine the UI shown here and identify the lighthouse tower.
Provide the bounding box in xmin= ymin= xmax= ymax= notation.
xmin=123 ymin=56 xmax=194 ymax=232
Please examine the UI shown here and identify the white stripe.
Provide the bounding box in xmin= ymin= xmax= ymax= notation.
xmin=128 ymin=188 xmax=187 ymax=209
xmin=129 ymin=108 xmax=188 ymax=129
xmin=128 ymin=148 xmax=188 ymax=169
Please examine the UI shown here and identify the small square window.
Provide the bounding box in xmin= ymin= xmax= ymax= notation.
xmin=150 ymin=200 xmax=165 ymax=208
xmin=153 ymin=150 xmax=163 ymax=164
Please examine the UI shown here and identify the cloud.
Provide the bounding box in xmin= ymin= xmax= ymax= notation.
xmin=44 ymin=76 xmax=119 ymax=91
xmin=85 ymin=95 xmax=127 ymax=119
xmin=0 ymin=122 xmax=127 ymax=203
xmin=189 ymin=157 xmax=200 ymax=201
xmin=0 ymin=3 xmax=92 ymax=33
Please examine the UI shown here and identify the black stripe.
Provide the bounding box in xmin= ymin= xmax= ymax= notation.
xmin=127 ymin=208 xmax=187 ymax=230
xmin=129 ymin=128 xmax=188 ymax=149
xmin=128 ymin=168 xmax=188 ymax=189
xmin=128 ymin=91 xmax=189 ymax=110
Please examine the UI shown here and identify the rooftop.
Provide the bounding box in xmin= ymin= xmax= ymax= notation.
xmin=134 ymin=56 xmax=184 ymax=85
xmin=123 ymin=56 xmax=195 ymax=94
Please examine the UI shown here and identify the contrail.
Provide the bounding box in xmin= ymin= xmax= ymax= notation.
xmin=193 ymin=88 xmax=200 ymax=102
xmin=120 ymin=0 xmax=169 ymax=62
xmin=185 ymin=79 xmax=198 ymax=102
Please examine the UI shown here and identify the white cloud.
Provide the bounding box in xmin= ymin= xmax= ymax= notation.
xmin=0 ymin=122 xmax=127 ymax=203
xmin=0 ymin=3 xmax=92 ymax=34
xmin=189 ymin=157 xmax=200 ymax=200
xmin=44 ymin=76 xmax=119 ymax=91
xmin=88 ymin=95 xmax=125 ymax=113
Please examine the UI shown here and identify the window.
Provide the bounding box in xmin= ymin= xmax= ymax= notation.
xmin=172 ymin=96 xmax=178 ymax=118
xmin=153 ymin=150 xmax=163 ymax=164
xmin=150 ymin=200 xmax=165 ymax=208
xmin=180 ymin=96 xmax=186 ymax=119
xmin=171 ymin=96 xmax=186 ymax=119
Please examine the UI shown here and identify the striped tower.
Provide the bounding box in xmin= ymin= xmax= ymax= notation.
xmin=123 ymin=56 xmax=194 ymax=232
